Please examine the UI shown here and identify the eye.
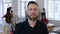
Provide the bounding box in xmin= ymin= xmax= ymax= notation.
xmin=29 ymin=8 xmax=32 ymax=11
xmin=34 ymin=8 xmax=37 ymax=11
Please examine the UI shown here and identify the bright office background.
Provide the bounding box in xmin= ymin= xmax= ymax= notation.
xmin=44 ymin=0 xmax=60 ymax=20
xmin=0 ymin=0 xmax=60 ymax=32
xmin=18 ymin=0 xmax=60 ymax=21
xmin=0 ymin=0 xmax=60 ymax=24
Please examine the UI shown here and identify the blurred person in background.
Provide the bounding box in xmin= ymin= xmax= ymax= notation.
xmin=41 ymin=16 xmax=48 ymax=24
xmin=41 ymin=8 xmax=46 ymax=17
xmin=3 ymin=7 xmax=13 ymax=34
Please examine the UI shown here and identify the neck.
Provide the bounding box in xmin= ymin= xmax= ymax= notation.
xmin=28 ymin=18 xmax=37 ymax=28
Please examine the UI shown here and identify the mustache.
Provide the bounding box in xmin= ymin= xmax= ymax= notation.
xmin=31 ymin=13 xmax=36 ymax=15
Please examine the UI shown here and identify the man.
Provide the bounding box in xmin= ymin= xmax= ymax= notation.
xmin=14 ymin=1 xmax=49 ymax=34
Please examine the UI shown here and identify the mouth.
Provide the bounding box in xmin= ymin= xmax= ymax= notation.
xmin=30 ymin=13 xmax=37 ymax=17
xmin=31 ymin=13 xmax=36 ymax=16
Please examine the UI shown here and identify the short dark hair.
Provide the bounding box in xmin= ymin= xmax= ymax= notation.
xmin=27 ymin=1 xmax=38 ymax=7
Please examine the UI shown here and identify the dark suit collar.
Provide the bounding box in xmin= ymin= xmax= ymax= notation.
xmin=25 ymin=19 xmax=40 ymax=28
xmin=25 ymin=19 xmax=40 ymax=23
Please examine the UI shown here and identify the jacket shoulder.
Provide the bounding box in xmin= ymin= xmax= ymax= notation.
xmin=15 ymin=20 xmax=27 ymax=28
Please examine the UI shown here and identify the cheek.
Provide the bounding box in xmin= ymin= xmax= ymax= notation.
xmin=35 ymin=11 xmax=39 ymax=16
xmin=27 ymin=11 xmax=31 ymax=16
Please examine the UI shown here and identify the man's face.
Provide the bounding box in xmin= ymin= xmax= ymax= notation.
xmin=26 ymin=4 xmax=39 ymax=21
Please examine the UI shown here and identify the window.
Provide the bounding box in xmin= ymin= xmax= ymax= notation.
xmin=3 ymin=0 xmax=12 ymax=15
xmin=18 ymin=0 xmax=36 ymax=18
xmin=44 ymin=0 xmax=60 ymax=20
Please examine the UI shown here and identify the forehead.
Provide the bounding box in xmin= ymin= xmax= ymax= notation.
xmin=27 ymin=4 xmax=38 ymax=8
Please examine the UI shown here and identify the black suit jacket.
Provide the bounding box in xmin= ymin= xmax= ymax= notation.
xmin=14 ymin=19 xmax=49 ymax=34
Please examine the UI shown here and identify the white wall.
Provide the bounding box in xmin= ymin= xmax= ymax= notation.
xmin=37 ymin=0 xmax=44 ymax=11
xmin=0 ymin=0 xmax=4 ymax=32
xmin=12 ymin=0 xmax=18 ymax=16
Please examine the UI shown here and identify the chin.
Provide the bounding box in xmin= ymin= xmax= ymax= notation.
xmin=28 ymin=15 xmax=37 ymax=20
xmin=31 ymin=17 xmax=37 ymax=21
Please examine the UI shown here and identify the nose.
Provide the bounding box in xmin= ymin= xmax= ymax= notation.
xmin=31 ymin=9 xmax=35 ymax=13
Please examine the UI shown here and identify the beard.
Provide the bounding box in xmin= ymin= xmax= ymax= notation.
xmin=27 ymin=14 xmax=38 ymax=21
